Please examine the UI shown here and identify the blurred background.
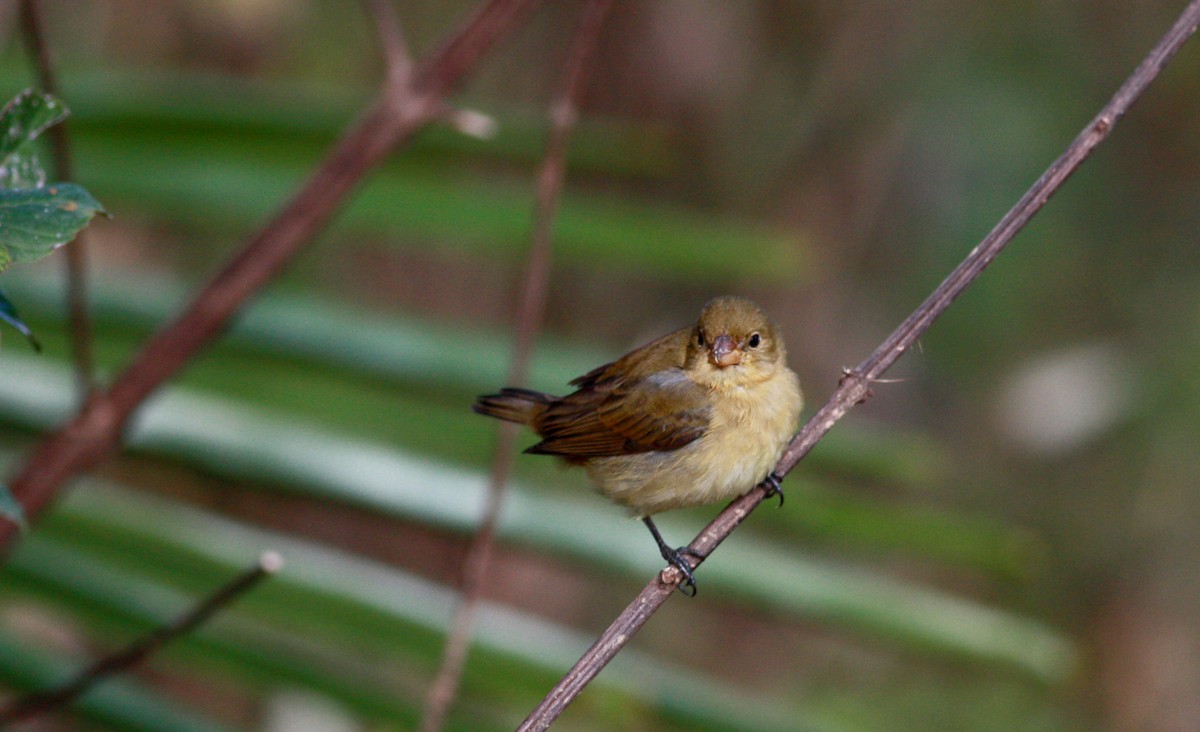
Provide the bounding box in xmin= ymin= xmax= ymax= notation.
xmin=0 ymin=1 xmax=1198 ymax=730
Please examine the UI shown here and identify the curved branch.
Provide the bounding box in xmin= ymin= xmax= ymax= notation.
xmin=0 ymin=0 xmax=545 ymax=551
xmin=517 ymin=2 xmax=1200 ymax=728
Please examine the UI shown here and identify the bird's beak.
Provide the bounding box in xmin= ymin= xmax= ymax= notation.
xmin=709 ymin=334 xmax=743 ymax=367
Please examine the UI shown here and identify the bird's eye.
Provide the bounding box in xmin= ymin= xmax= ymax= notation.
xmin=748 ymin=332 xmax=761 ymax=348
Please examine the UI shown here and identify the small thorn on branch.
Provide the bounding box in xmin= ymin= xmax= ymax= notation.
xmin=838 ymin=368 xmax=874 ymax=404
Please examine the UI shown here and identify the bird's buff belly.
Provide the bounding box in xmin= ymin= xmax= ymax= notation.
xmin=584 ymin=420 xmax=790 ymax=517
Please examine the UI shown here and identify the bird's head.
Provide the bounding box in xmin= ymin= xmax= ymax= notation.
xmin=686 ymin=296 xmax=786 ymax=387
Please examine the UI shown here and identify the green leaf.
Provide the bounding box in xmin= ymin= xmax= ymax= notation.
xmin=0 ymin=288 xmax=41 ymax=351
xmin=0 ymin=89 xmax=68 ymax=159
xmin=0 ymin=92 xmax=105 ymax=272
xmin=1 ymin=147 xmax=46 ymax=191
xmin=0 ymin=482 xmax=26 ymax=530
xmin=0 ymin=184 xmax=105 ymax=271
xmin=0 ymin=89 xmax=68 ymax=189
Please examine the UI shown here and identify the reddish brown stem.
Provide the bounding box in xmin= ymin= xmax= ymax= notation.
xmin=517 ymin=2 xmax=1200 ymax=728
xmin=0 ymin=0 xmax=545 ymax=550
xmin=418 ymin=3 xmax=612 ymax=730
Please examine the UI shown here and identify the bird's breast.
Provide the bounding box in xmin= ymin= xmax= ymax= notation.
xmin=586 ymin=367 xmax=802 ymax=516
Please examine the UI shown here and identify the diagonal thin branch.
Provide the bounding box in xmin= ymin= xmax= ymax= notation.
xmin=516 ymin=2 xmax=1200 ymax=729
xmin=17 ymin=0 xmax=97 ymax=399
xmin=0 ymin=551 xmax=283 ymax=724
xmin=417 ymin=3 xmax=612 ymax=730
xmin=0 ymin=0 xmax=546 ymax=551
xmin=362 ymin=0 xmax=415 ymax=83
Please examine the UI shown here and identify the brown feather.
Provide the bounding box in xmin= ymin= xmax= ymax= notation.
xmin=527 ymin=366 xmax=709 ymax=458
xmin=479 ymin=327 xmax=707 ymax=459
xmin=569 ymin=327 xmax=692 ymax=388
xmin=471 ymin=388 xmax=553 ymax=425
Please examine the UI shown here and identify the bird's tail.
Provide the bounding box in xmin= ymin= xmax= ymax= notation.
xmin=472 ymin=387 xmax=554 ymax=425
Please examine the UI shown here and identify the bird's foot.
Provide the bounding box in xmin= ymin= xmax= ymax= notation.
xmin=660 ymin=545 xmax=704 ymax=597
xmin=643 ymin=516 xmax=704 ymax=596
xmin=761 ymin=472 xmax=785 ymax=507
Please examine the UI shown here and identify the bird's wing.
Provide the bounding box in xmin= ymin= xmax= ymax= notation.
xmin=528 ymin=368 xmax=710 ymax=458
xmin=569 ymin=327 xmax=692 ymax=388
xmin=599 ymin=369 xmax=711 ymax=451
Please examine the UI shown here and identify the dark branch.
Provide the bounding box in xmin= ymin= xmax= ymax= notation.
xmin=516 ymin=2 xmax=1200 ymax=729
xmin=418 ymin=3 xmax=612 ymax=731
xmin=0 ymin=551 xmax=282 ymax=724
xmin=0 ymin=0 xmax=545 ymax=551
xmin=17 ymin=0 xmax=97 ymax=398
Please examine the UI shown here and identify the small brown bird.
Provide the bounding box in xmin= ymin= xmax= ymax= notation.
xmin=473 ymin=296 xmax=802 ymax=594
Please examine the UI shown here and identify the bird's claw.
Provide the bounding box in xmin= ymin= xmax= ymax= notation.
xmin=761 ymin=472 xmax=785 ymax=507
xmin=643 ymin=516 xmax=704 ymax=596
xmin=660 ymin=545 xmax=704 ymax=596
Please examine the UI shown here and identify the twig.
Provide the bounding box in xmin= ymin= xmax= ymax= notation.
xmin=361 ymin=0 xmax=499 ymax=139
xmin=0 ymin=551 xmax=283 ymax=724
xmin=17 ymin=0 xmax=97 ymax=398
xmin=362 ymin=0 xmax=414 ymax=83
xmin=516 ymin=2 xmax=1200 ymax=729
xmin=418 ymin=3 xmax=612 ymax=730
xmin=0 ymin=0 xmax=545 ymax=551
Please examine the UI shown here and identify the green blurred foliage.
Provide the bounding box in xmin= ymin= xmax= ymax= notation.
xmin=1 ymin=2 xmax=1198 ymax=731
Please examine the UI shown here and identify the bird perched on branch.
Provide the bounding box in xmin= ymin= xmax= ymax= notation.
xmin=473 ymin=296 xmax=802 ymax=594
